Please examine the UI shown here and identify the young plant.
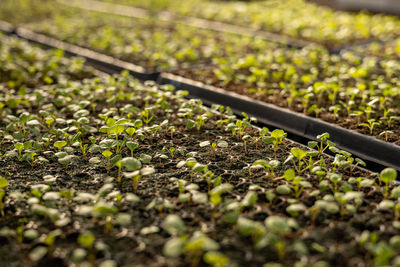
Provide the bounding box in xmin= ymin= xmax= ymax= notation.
xmin=264 ymin=216 xmax=293 ymax=261
xmin=359 ymin=119 xmax=380 ymax=135
xmin=126 ymin=141 xmax=139 ymax=157
xmin=117 ymin=157 xmax=142 ymax=184
xmin=307 ymin=132 xmax=334 ymax=157
xmin=285 ymin=148 xmax=307 ymax=174
xmin=252 ymin=159 xmax=280 ymax=182
xmin=53 ymin=140 xmax=67 ymax=152
xmin=102 ymin=150 xmax=113 ymax=172
xmin=58 ymin=154 xmax=77 ymax=172
xmin=77 ymin=231 xmax=95 ymax=262
xmin=14 ymin=142 xmax=24 ymax=161
xmin=195 ymin=114 xmax=209 ymax=132
xmin=242 ymin=135 xmax=251 ymax=154
xmin=379 ymin=168 xmax=397 ymax=198
xmin=123 ymin=166 xmax=155 ymax=192
xmin=327 ymin=172 xmax=343 ymax=194
xmin=0 ymin=177 xmax=8 ymax=216
xmin=71 ymin=132 xmax=88 ymax=157
xmin=262 ymin=129 xmax=286 ymax=156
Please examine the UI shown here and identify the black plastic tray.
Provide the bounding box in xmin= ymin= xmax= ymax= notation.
xmin=312 ymin=0 xmax=400 ymax=16
xmin=159 ymin=73 xmax=400 ymax=172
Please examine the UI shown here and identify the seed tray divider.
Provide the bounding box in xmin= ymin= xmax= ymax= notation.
xmin=56 ymin=0 xmax=314 ymax=49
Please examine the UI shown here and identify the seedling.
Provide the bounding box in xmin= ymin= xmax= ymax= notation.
xmin=252 ymin=127 xmax=268 ymax=150
xmin=22 ymin=151 xmax=37 ymax=167
xmin=264 ymin=216 xmax=292 ymax=260
xmin=77 ymin=231 xmax=95 ymax=261
xmin=307 ymin=132 xmax=334 ymax=157
xmin=242 ymin=135 xmax=251 ymax=154
xmin=209 ymin=183 xmax=233 ymax=208
xmin=327 ymin=172 xmax=342 ymax=193
xmin=14 ymin=142 xmax=24 ymax=161
xmin=262 ymin=129 xmax=286 ymax=156
xmin=126 ymin=141 xmax=139 ymax=157
xmin=140 ymin=108 xmax=155 ymax=125
xmin=71 ymin=132 xmax=88 ymax=157
xmin=123 ymin=166 xmax=154 ymax=192
xmin=102 ymin=150 xmax=113 ymax=172
xmin=195 ymin=114 xmax=208 ymax=132
xmin=252 ymin=159 xmax=280 ymax=182
xmin=54 ymin=140 xmax=67 ymax=152
xmin=169 ymin=147 xmax=176 ymax=159
xmin=379 ymin=168 xmax=397 ymax=198
xmin=0 ymin=177 xmax=8 ymax=216
xmin=359 ymin=119 xmax=380 ymax=135
xmin=125 ymin=127 xmax=136 ymax=139
xmin=286 ymin=148 xmax=307 ymax=174
xmin=58 ymin=154 xmax=77 ymax=172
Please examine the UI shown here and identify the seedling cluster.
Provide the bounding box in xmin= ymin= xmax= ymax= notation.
xmin=1 ymin=1 xmax=400 ymax=266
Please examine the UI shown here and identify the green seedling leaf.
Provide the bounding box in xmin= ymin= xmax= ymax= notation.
xmin=163 ymin=214 xmax=186 ymax=235
xmin=140 ymin=225 xmax=160 ymax=235
xmin=262 ymin=136 xmax=274 ymax=145
xmin=241 ymin=191 xmax=258 ymax=207
xmin=192 ymin=163 xmax=207 ymax=173
xmin=252 ymin=159 xmax=269 ymax=168
xmin=237 ymin=217 xmax=265 ymax=236
xmin=380 ymin=168 xmax=397 ymax=184
xmin=102 ymin=150 xmax=112 ymax=158
xmin=203 ymin=251 xmax=229 ymax=267
xmin=284 ymin=169 xmax=295 ymax=181
xmin=271 ymin=129 xmax=285 ymax=139
xmin=286 ymin=203 xmax=307 ymax=217
xmin=78 ymin=231 xmax=95 ymax=249
xmin=109 ymin=124 xmax=125 ymax=135
xmin=291 ymin=148 xmax=307 ymax=160
xmin=210 ymin=183 xmax=233 ymax=195
xmin=276 ymin=185 xmax=291 ymax=195
xmin=14 ymin=142 xmax=24 ymax=151
xmin=121 ymin=157 xmax=142 ymax=171
xmin=58 ymin=155 xmax=76 ymax=165
xmin=308 ymin=141 xmax=318 ymax=149
xmin=265 ymin=216 xmax=291 ymax=235
xmin=163 ymin=237 xmax=185 ymax=258
xmin=391 ymin=186 xmax=400 ymax=199
xmin=185 ymin=232 xmax=219 ymax=252
xmin=125 ymin=127 xmax=136 ymax=137
xmin=111 ymin=155 xmax=123 ymax=166
xmin=93 ymin=201 xmax=118 ymax=216
xmin=29 ymin=246 xmax=47 ymax=262
xmin=55 ymin=152 xmax=68 ymax=158
xmin=54 ymin=141 xmax=67 ymax=151
xmin=0 ymin=177 xmax=8 ymax=189
xmin=317 ymin=132 xmax=330 ymax=140
xmin=185 ymin=158 xmax=197 ymax=168
xmin=140 ymin=154 xmax=152 ymax=164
